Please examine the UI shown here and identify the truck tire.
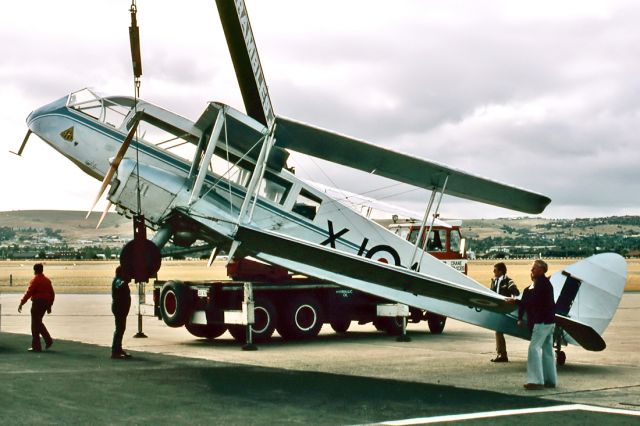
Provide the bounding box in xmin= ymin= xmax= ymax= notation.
xmin=185 ymin=323 xmax=227 ymax=340
xmin=373 ymin=317 xmax=404 ymax=336
xmin=160 ymin=281 xmax=192 ymax=328
xmin=330 ymin=317 xmax=351 ymax=334
xmin=427 ymin=313 xmax=447 ymax=334
xmin=277 ymin=295 xmax=323 ymax=340
xmin=228 ymin=298 xmax=278 ymax=343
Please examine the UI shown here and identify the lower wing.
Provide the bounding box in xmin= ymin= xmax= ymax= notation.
xmin=235 ymin=225 xmax=516 ymax=315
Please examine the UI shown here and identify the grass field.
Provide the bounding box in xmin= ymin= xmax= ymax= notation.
xmin=467 ymin=259 xmax=640 ymax=292
xmin=0 ymin=258 xmax=638 ymax=294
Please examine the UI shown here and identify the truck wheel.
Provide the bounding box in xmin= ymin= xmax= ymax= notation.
xmin=373 ymin=318 xmax=386 ymax=331
xmin=185 ymin=323 xmax=227 ymax=340
xmin=373 ymin=317 xmax=404 ymax=336
xmin=160 ymin=281 xmax=192 ymax=328
xmin=277 ymin=295 xmax=323 ymax=340
xmin=330 ymin=317 xmax=351 ymax=334
xmin=228 ymin=298 xmax=278 ymax=343
xmin=427 ymin=313 xmax=447 ymax=334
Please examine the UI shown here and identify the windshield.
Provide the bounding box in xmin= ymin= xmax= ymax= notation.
xmin=67 ymin=89 xmax=135 ymax=130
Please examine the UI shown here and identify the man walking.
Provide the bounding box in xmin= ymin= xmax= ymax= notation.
xmin=111 ymin=266 xmax=132 ymax=359
xmin=18 ymin=263 xmax=55 ymax=352
xmin=513 ymin=259 xmax=557 ymax=390
xmin=490 ymin=262 xmax=519 ymax=362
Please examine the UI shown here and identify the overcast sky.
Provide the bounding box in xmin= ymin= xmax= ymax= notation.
xmin=1 ymin=0 xmax=638 ymax=220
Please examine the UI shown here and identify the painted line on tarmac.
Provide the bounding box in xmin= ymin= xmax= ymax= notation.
xmin=374 ymin=404 xmax=640 ymax=425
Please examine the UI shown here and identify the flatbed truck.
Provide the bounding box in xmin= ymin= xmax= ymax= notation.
xmin=153 ymin=222 xmax=468 ymax=343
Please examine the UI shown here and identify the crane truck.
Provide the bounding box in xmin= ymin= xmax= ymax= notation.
xmin=152 ymin=221 xmax=469 ymax=343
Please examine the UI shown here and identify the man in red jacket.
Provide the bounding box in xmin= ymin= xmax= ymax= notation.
xmin=18 ymin=263 xmax=55 ymax=352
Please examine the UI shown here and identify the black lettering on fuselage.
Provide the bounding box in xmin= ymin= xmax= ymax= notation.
xmin=320 ymin=220 xmax=349 ymax=248
xmin=322 ymin=221 xmax=402 ymax=266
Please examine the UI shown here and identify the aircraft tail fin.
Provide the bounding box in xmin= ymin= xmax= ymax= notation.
xmin=550 ymin=253 xmax=627 ymax=349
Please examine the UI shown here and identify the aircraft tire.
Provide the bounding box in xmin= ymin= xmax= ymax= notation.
xmin=185 ymin=323 xmax=227 ymax=340
xmin=160 ymin=281 xmax=192 ymax=328
xmin=277 ymin=295 xmax=323 ymax=340
xmin=330 ymin=317 xmax=351 ymax=334
xmin=427 ymin=313 xmax=447 ymax=334
xmin=228 ymin=298 xmax=278 ymax=343
xmin=556 ymin=350 xmax=566 ymax=366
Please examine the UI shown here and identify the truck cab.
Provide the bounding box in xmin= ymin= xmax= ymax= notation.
xmin=388 ymin=219 xmax=469 ymax=274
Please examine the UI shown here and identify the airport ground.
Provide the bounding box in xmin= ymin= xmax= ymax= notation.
xmin=0 ymin=260 xmax=639 ymax=424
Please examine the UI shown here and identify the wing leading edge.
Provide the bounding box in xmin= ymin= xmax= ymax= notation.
xmin=274 ymin=117 xmax=551 ymax=214
xmin=235 ymin=225 xmax=516 ymax=314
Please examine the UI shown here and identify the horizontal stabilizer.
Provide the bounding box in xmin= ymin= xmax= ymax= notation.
xmin=274 ymin=116 xmax=550 ymax=214
xmin=235 ymin=225 xmax=516 ymax=314
xmin=555 ymin=315 xmax=606 ymax=352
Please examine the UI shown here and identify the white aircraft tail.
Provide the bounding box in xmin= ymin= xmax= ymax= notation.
xmin=550 ymin=253 xmax=627 ymax=348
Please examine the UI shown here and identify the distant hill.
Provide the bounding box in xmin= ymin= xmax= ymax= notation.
xmin=379 ymin=215 xmax=640 ymax=257
xmin=1 ymin=210 xmax=638 ymax=257
xmin=0 ymin=210 xmax=132 ymax=241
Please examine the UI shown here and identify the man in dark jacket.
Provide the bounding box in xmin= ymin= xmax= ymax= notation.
xmin=516 ymin=259 xmax=557 ymax=390
xmin=111 ymin=266 xmax=132 ymax=359
xmin=490 ymin=262 xmax=519 ymax=362
xmin=18 ymin=263 xmax=55 ymax=352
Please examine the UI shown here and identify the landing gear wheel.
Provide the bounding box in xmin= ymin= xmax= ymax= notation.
xmin=228 ymin=298 xmax=278 ymax=343
xmin=556 ymin=350 xmax=566 ymax=366
xmin=373 ymin=317 xmax=403 ymax=336
xmin=160 ymin=281 xmax=192 ymax=328
xmin=427 ymin=313 xmax=447 ymax=334
xmin=330 ymin=317 xmax=351 ymax=334
xmin=276 ymin=295 xmax=323 ymax=340
xmin=185 ymin=323 xmax=227 ymax=340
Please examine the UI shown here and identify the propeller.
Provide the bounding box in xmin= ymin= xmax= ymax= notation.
xmin=95 ymin=201 xmax=113 ymax=229
xmin=86 ymin=111 xmax=143 ymax=220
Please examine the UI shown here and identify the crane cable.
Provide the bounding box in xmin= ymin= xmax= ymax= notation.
xmin=129 ymin=0 xmax=143 ymax=215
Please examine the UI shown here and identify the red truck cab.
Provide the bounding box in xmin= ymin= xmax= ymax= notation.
xmin=388 ymin=220 xmax=468 ymax=274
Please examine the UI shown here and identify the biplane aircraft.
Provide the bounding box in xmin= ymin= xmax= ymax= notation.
xmin=17 ymin=0 xmax=627 ymax=361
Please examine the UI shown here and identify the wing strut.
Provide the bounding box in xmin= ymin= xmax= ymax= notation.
xmin=408 ymin=175 xmax=449 ymax=270
xmin=235 ymin=127 xmax=276 ymax=227
xmin=188 ymin=108 xmax=225 ymax=205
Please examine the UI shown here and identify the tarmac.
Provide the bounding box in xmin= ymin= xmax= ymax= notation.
xmin=1 ymin=292 xmax=639 ymax=424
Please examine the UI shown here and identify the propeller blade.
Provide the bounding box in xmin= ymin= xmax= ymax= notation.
xmin=86 ymin=111 xmax=143 ymax=219
xmin=10 ymin=129 xmax=32 ymax=156
xmin=207 ymin=246 xmax=219 ymax=268
xmin=95 ymin=201 xmax=113 ymax=229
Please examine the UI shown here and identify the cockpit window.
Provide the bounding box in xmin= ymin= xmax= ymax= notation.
xmin=137 ymin=119 xmax=197 ymax=162
xmin=68 ymin=89 xmax=132 ymax=129
xmin=292 ymin=189 xmax=322 ymax=220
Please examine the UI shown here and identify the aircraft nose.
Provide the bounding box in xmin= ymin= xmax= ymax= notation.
xmin=26 ymin=95 xmax=67 ymax=131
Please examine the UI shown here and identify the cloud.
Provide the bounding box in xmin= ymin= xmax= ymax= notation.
xmin=1 ymin=0 xmax=638 ymax=219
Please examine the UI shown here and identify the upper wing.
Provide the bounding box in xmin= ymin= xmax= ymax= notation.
xmin=235 ymin=225 xmax=516 ymax=314
xmin=275 ymin=116 xmax=551 ymax=214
